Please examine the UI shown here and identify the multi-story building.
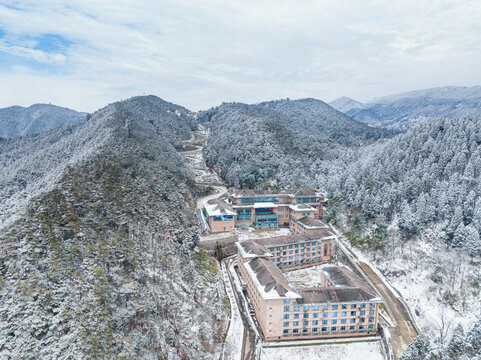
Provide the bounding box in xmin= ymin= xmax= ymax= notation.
xmin=237 ymin=232 xmax=336 ymax=271
xmin=204 ymin=188 xmax=325 ymax=233
xmin=236 ymin=235 xmax=381 ymax=342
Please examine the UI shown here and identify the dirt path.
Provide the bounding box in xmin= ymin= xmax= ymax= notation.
xmin=359 ymin=263 xmax=418 ymax=359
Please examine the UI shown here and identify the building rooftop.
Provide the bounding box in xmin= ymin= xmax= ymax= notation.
xmin=236 ymin=240 xmax=272 ymax=258
xmin=321 ymin=265 xmax=371 ymax=292
xmin=205 ymin=198 xmax=235 ymax=217
xmin=253 ymin=202 xmax=277 ymax=208
xmin=296 ymin=287 xmax=379 ymax=304
xmin=288 ymin=204 xmax=317 ymax=212
xmin=296 ymin=217 xmax=329 ymax=228
xmin=246 ymin=257 xmax=301 ymax=299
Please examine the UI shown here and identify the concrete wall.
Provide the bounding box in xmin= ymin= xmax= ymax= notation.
xmin=208 ymin=216 xmax=236 ymax=232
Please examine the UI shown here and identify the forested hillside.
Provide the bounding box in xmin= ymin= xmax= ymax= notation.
xmin=0 ymin=104 xmax=86 ymax=139
xmin=333 ymin=118 xmax=481 ymax=256
xmin=201 ymin=99 xmax=387 ymax=189
xmin=0 ymin=96 xmax=227 ymax=359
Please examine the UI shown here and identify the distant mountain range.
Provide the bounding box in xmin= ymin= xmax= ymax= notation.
xmin=330 ymin=86 xmax=481 ymax=131
xmin=0 ymin=103 xmax=86 ymax=139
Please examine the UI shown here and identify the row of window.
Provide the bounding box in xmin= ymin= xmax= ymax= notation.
xmin=283 ymin=317 xmax=375 ymax=327
xmin=283 ymin=303 xmax=376 ymax=311
xmin=275 ymin=258 xmax=322 ymax=267
xmin=269 ymin=242 xmax=321 ymax=251
xmin=296 ymin=197 xmax=319 ymax=204
xmin=240 ymin=197 xmax=279 ymax=203
xmin=282 ymin=310 xmax=376 ymax=319
xmin=282 ymin=324 xmax=374 ymax=335
xmin=213 ymin=215 xmax=233 ymax=221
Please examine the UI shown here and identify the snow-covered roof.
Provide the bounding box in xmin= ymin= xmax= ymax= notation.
xmin=296 ymin=216 xmax=329 ymax=229
xmin=253 ymin=202 xmax=277 ymax=208
xmin=288 ymin=204 xmax=316 ymax=212
xmin=236 ymin=241 xmax=272 ymax=258
xmin=205 ymin=199 xmax=236 ymax=217
xmin=245 ymin=258 xmax=301 ymax=299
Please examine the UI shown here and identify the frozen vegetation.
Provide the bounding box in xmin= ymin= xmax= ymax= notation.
xmin=0 ymin=96 xmax=228 ymax=359
xmin=0 ymin=103 xmax=86 ymax=139
xmin=201 ymin=99 xmax=388 ymax=189
xmin=330 ymin=86 xmax=481 ymax=131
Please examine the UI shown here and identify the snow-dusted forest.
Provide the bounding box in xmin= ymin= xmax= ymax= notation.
xmin=0 ymin=96 xmax=227 ymax=359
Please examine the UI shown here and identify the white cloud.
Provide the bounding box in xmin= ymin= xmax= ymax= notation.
xmin=0 ymin=0 xmax=480 ymax=112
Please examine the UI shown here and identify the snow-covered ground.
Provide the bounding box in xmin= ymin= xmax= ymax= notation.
xmin=367 ymin=229 xmax=481 ymax=341
xmin=284 ymin=264 xmax=327 ymax=287
xmin=260 ymin=340 xmax=384 ymax=360
xmin=221 ymin=261 xmax=244 ymax=360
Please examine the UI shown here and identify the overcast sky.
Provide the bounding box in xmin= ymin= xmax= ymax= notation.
xmin=1 ymin=0 xmax=480 ymax=112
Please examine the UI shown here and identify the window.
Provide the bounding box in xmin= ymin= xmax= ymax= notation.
xmin=213 ymin=215 xmax=234 ymax=221
xmin=294 ymin=314 xmax=299 ymax=319
xmin=368 ymin=325 xmax=374 ymax=329
xmin=361 ymin=303 xmax=367 ymax=308
xmin=313 ymin=305 xmax=319 ymax=311
xmin=293 ymin=329 xmax=299 ymax=333
xmin=284 ymin=299 xmax=290 ymax=304
xmin=293 ymin=305 xmax=300 ymax=311
xmin=342 ymin=304 xmax=347 ymax=309
xmin=312 ymin=320 xmax=318 ymax=325
xmin=303 ymin=321 xmax=309 ymax=326
xmin=369 ymin=317 xmax=375 ymax=323
xmin=293 ymin=321 xmax=299 ymax=326
xmin=331 ymin=326 xmax=337 ymax=331
xmin=322 ymin=320 xmax=328 ymax=325
xmin=359 ymin=325 xmax=365 ymax=330
xmin=283 ymin=329 xmax=289 ymax=334
xmin=332 ymin=312 xmax=338 ymax=317
xmin=351 ymin=304 xmax=357 ymax=309
xmin=360 ymin=318 xmax=365 ymax=323
xmin=349 ymin=325 xmax=355 ymax=330
xmin=321 ymin=327 xmax=327 ymax=332
xmin=360 ymin=310 xmax=365 ymax=315
xmin=332 ymin=319 xmax=337 ymax=324
xmin=322 ymin=305 xmax=329 ymax=310
xmin=283 ymin=322 xmax=289 ymax=327
xmin=312 ymin=327 xmax=318 ymax=332
xmin=341 ymin=319 xmax=347 ymax=324
xmin=332 ymin=305 xmax=338 ymax=310
xmin=350 ymin=319 xmax=356 ymax=324
xmin=284 ymin=306 xmax=290 ymax=312
xmin=322 ymin=312 xmax=328 ymax=318
xmin=302 ymin=328 xmax=308 ymax=333
xmin=313 ymin=313 xmax=319 ymax=318
xmin=369 ymin=310 xmax=375 ymax=315
xmin=350 ymin=311 xmax=356 ymax=316
xmin=341 ymin=326 xmax=346 ymax=331
xmin=283 ymin=314 xmax=289 ymax=319
xmin=370 ymin=303 xmax=375 ymax=308
xmin=341 ymin=312 xmax=347 ymax=317
xmin=303 ymin=313 xmax=309 ymax=319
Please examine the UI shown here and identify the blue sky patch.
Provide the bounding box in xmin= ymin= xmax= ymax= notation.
xmin=32 ymin=33 xmax=74 ymax=54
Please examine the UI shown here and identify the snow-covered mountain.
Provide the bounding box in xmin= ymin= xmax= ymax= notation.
xmin=328 ymin=97 xmax=366 ymax=114
xmin=0 ymin=96 xmax=227 ymax=359
xmin=330 ymin=86 xmax=481 ymax=131
xmin=0 ymin=103 xmax=86 ymax=139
